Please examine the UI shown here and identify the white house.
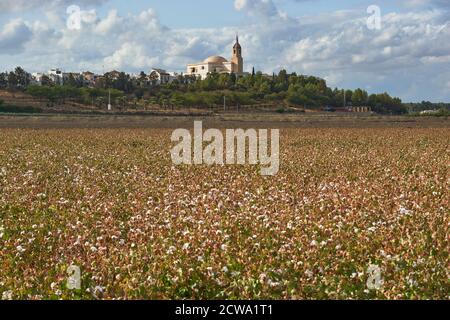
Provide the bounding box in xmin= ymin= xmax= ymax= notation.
xmin=149 ymin=68 xmax=176 ymax=85
xmin=31 ymin=73 xmax=45 ymax=85
xmin=48 ymin=69 xmax=64 ymax=85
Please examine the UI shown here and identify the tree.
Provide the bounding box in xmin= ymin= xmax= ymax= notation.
xmin=331 ymin=88 xmax=344 ymax=108
xmin=345 ymin=90 xmax=353 ymax=106
xmin=259 ymin=82 xmax=271 ymax=95
xmin=113 ymin=72 xmax=134 ymax=93
xmin=368 ymin=92 xmax=406 ymax=114
xmin=81 ymin=87 xmax=100 ymax=106
xmin=41 ymin=75 xmax=53 ymax=86
xmin=94 ymin=77 xmax=107 ymax=89
xmin=138 ymin=71 xmax=148 ymax=87
xmin=277 ymin=70 xmax=288 ymax=84
xmin=352 ymin=88 xmax=368 ymax=106
xmin=116 ymin=96 xmax=128 ymax=110
xmin=133 ymin=88 xmax=144 ymax=100
xmin=0 ymin=72 xmax=7 ymax=89
xmin=201 ymin=72 xmax=220 ymax=91
xmin=7 ymin=72 xmax=17 ymax=89
xmin=96 ymin=96 xmax=106 ymax=108
xmin=26 ymin=85 xmax=48 ymax=101
xmin=218 ymin=73 xmax=234 ymax=89
xmin=14 ymin=67 xmax=31 ymax=88
xmin=149 ymin=72 xmax=159 ymax=86
xmin=65 ymin=74 xmax=81 ymax=87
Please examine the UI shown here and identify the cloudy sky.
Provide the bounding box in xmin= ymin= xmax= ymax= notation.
xmin=0 ymin=0 xmax=449 ymax=101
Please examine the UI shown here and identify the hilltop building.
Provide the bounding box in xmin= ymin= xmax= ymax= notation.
xmin=82 ymin=71 xmax=98 ymax=86
xmin=31 ymin=73 xmax=45 ymax=85
xmin=31 ymin=69 xmax=85 ymax=86
xmin=149 ymin=68 xmax=177 ymax=85
xmin=48 ymin=68 xmax=64 ymax=85
xmin=186 ymin=36 xmax=245 ymax=80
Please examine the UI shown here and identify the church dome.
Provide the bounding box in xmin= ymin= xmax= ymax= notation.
xmin=204 ymin=56 xmax=228 ymax=64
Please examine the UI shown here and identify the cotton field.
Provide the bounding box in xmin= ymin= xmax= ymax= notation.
xmin=0 ymin=128 xmax=448 ymax=299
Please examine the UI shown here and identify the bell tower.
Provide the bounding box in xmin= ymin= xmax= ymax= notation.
xmin=231 ymin=35 xmax=243 ymax=74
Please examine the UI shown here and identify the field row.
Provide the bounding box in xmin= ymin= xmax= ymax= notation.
xmin=0 ymin=128 xmax=448 ymax=299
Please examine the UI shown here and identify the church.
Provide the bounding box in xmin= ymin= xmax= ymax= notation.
xmin=186 ymin=36 xmax=244 ymax=80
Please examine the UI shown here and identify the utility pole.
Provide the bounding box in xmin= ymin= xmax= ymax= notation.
xmin=108 ymin=88 xmax=112 ymax=111
xmin=343 ymin=89 xmax=346 ymax=109
xmin=224 ymin=95 xmax=226 ymax=112
xmin=103 ymin=64 xmax=112 ymax=111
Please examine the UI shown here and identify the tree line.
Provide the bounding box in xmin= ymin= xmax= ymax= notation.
xmin=404 ymin=101 xmax=450 ymax=113
xmin=0 ymin=66 xmax=409 ymax=114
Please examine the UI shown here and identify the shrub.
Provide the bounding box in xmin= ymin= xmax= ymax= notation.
xmin=0 ymin=105 xmax=43 ymax=113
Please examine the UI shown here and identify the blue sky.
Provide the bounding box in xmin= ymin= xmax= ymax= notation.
xmin=0 ymin=0 xmax=449 ymax=102
xmin=2 ymin=0 xmax=403 ymax=28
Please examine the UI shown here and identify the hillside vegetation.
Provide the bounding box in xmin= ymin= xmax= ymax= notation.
xmin=0 ymin=67 xmax=409 ymax=114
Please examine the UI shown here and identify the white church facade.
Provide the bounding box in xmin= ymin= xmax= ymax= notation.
xmin=186 ymin=36 xmax=244 ymax=80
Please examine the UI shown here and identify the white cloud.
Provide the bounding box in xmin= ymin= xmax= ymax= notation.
xmin=403 ymin=0 xmax=450 ymax=9
xmin=234 ymin=0 xmax=247 ymax=11
xmin=283 ymin=10 xmax=450 ymax=73
xmin=94 ymin=9 xmax=121 ymax=35
xmin=234 ymin=0 xmax=279 ymax=17
xmin=0 ymin=0 xmax=108 ymax=12
xmin=0 ymin=19 xmax=32 ymax=54
xmin=104 ymin=42 xmax=159 ymax=70
xmin=0 ymin=1 xmax=449 ymax=101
